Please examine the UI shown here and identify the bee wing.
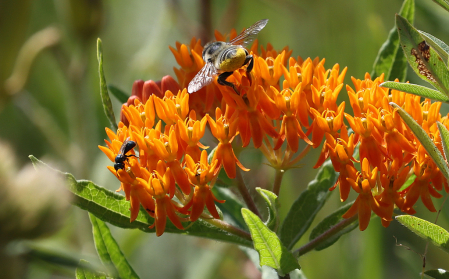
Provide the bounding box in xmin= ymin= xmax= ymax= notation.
xmin=229 ymin=19 xmax=268 ymax=48
xmin=119 ymin=137 xmax=131 ymax=154
xmin=187 ymin=62 xmax=218 ymax=93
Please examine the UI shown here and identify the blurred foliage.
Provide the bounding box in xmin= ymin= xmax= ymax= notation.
xmin=1 ymin=0 xmax=449 ymax=278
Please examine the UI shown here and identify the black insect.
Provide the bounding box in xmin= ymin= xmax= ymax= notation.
xmin=114 ymin=137 xmax=138 ymax=173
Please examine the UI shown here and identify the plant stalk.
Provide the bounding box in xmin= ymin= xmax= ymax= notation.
xmin=203 ymin=218 xmax=252 ymax=242
xmin=236 ymin=169 xmax=262 ymax=218
xmin=272 ymin=169 xmax=285 ymax=196
xmin=293 ymin=214 xmax=358 ymax=257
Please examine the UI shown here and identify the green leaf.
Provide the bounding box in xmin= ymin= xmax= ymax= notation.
xmin=438 ymin=122 xmax=449 ymax=162
xmin=75 ymin=260 xmax=108 ymax=279
xmin=309 ymin=202 xmax=358 ymax=251
xmin=89 ymin=213 xmax=140 ymax=279
xmin=212 ymin=187 xmax=247 ymax=230
xmin=396 ymin=215 xmax=449 ymax=253
xmin=389 ymin=103 xmax=449 ymax=179
xmin=396 ymin=15 xmax=449 ymax=95
xmin=380 ymin=81 xmax=449 ymax=102
xmin=424 ymin=269 xmax=449 ymax=279
xmin=256 ymin=188 xmax=279 ymax=231
xmin=371 ymin=0 xmax=414 ymax=82
xmin=242 ymin=208 xmax=301 ymax=276
xmin=29 ymin=156 xmax=253 ymax=247
xmin=23 ymin=242 xmax=99 ymax=271
xmin=108 ymin=85 xmax=129 ymax=104
xmin=419 ymin=31 xmax=449 ymax=64
xmin=431 ymin=0 xmax=449 ymax=13
xmin=97 ymin=38 xmax=118 ymax=130
xmin=279 ymin=160 xmax=337 ymax=249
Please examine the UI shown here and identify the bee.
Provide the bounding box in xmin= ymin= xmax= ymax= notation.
xmin=188 ymin=19 xmax=268 ymax=95
xmin=114 ymin=137 xmax=138 ymax=173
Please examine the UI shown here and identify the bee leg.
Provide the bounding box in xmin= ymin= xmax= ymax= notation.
xmin=217 ymin=71 xmax=240 ymax=95
xmin=244 ymin=55 xmax=253 ymax=85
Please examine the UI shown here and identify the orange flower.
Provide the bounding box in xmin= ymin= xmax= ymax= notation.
xmin=181 ymin=150 xmax=224 ymax=221
xmin=150 ymin=128 xmax=191 ymax=195
xmin=207 ymin=107 xmax=249 ymax=179
xmin=371 ymin=107 xmax=415 ymax=170
xmin=309 ymin=102 xmax=346 ymax=149
xmin=177 ymin=111 xmax=208 ymax=162
xmin=342 ymin=158 xmax=391 ymax=231
xmin=272 ymin=86 xmax=311 ymax=152
xmin=219 ymin=78 xmax=279 ymax=148
xmin=137 ymin=162 xmax=184 ymax=236
xmin=106 ymin=158 xmax=155 ymax=222
xmin=325 ymin=133 xmax=357 ymax=202
xmin=377 ymin=163 xmax=413 ymax=228
xmin=345 ymin=113 xmax=386 ymax=170
xmin=403 ymin=145 xmax=443 ymax=212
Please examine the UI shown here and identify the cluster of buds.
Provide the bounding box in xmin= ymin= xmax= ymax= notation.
xmin=100 ymin=28 xmax=449 ymax=235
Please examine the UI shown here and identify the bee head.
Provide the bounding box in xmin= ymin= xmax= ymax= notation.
xmin=202 ymin=41 xmax=226 ymax=61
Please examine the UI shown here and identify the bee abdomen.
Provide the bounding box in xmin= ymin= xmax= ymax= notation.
xmin=218 ymin=47 xmax=247 ymax=72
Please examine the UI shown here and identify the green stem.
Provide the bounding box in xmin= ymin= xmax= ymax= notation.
xmin=272 ymin=169 xmax=285 ymax=196
xmin=236 ymin=169 xmax=262 ymax=218
xmin=203 ymin=218 xmax=252 ymax=243
xmin=293 ymin=214 xmax=358 ymax=257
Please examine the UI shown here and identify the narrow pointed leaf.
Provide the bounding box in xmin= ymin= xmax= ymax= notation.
xmin=438 ymin=122 xmax=449 ymax=162
xmin=309 ymin=202 xmax=358 ymax=251
xmin=380 ymin=81 xmax=449 ymax=102
xmin=419 ymin=31 xmax=449 ymax=63
xmin=431 ymin=0 xmax=449 ymax=13
xmin=371 ymin=0 xmax=414 ymax=81
xmin=242 ymin=208 xmax=301 ymax=275
xmin=97 ymin=38 xmax=118 ymax=130
xmin=396 ymin=15 xmax=449 ymax=95
xmin=23 ymin=242 xmax=97 ymax=270
xmin=279 ymin=161 xmax=337 ymax=249
xmin=424 ymin=269 xmax=449 ymax=279
xmin=108 ymin=85 xmax=129 ymax=104
xmin=389 ymin=103 xmax=449 ymax=179
xmin=89 ymin=213 xmax=140 ymax=279
xmin=256 ymin=188 xmax=279 ymax=231
xmin=396 ymin=215 xmax=449 ymax=253
xmin=29 ymin=156 xmax=252 ymax=247
xmin=76 ymin=260 xmax=108 ymax=279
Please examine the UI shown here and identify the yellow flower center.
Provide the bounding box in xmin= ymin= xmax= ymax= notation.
xmin=284 ymin=96 xmax=291 ymax=110
xmin=358 ymin=97 xmax=364 ymax=111
xmin=164 ymin=142 xmax=172 ymax=153
xmin=224 ymin=123 xmax=230 ymax=137
xmin=176 ymin=103 xmax=182 ymax=117
xmin=326 ymin=116 xmax=334 ymax=131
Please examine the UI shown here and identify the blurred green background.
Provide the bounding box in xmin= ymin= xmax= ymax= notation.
xmin=1 ymin=0 xmax=449 ymax=278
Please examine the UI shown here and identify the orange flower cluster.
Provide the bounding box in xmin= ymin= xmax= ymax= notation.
xmin=101 ymin=27 xmax=448 ymax=235
xmin=325 ymin=73 xmax=448 ymax=230
xmin=100 ymin=87 xmax=225 ymax=236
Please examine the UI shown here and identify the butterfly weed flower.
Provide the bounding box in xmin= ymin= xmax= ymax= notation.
xmin=137 ymin=162 xmax=185 ymax=236
xmin=100 ymin=23 xmax=449 ymax=238
xmin=342 ymin=158 xmax=392 ymax=231
xmin=181 ymin=150 xmax=224 ymax=222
